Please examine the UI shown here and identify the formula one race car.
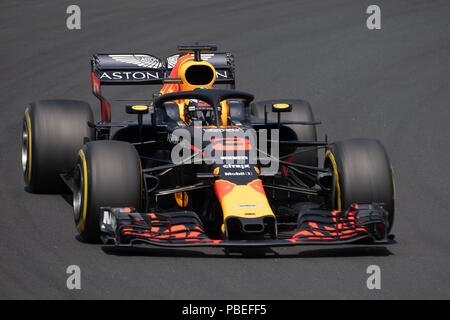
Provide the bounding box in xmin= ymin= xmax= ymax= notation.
xmin=22 ymin=44 xmax=395 ymax=247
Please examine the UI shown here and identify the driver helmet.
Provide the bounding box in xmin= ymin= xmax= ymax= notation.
xmin=184 ymin=98 xmax=220 ymax=126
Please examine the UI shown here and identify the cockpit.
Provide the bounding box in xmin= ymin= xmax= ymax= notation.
xmin=159 ymin=51 xmax=229 ymax=127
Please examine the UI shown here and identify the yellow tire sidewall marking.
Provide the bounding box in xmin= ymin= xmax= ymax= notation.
xmin=391 ymin=164 xmax=396 ymax=209
xmin=325 ymin=150 xmax=342 ymax=211
xmin=24 ymin=108 xmax=32 ymax=185
xmin=76 ymin=149 xmax=88 ymax=233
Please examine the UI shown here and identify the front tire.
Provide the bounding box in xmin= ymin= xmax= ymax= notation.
xmin=22 ymin=100 xmax=94 ymax=193
xmin=73 ymin=141 xmax=142 ymax=242
xmin=324 ymin=139 xmax=395 ymax=232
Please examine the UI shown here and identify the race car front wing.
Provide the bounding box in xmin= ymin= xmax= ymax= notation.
xmin=100 ymin=204 xmax=389 ymax=248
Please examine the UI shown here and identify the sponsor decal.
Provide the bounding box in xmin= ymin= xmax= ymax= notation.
xmin=211 ymin=137 xmax=252 ymax=152
xmin=223 ymin=164 xmax=250 ymax=169
xmin=99 ymin=71 xmax=163 ymax=81
xmin=201 ymin=127 xmax=240 ymax=133
xmin=167 ymin=53 xmax=214 ymax=69
xmin=166 ymin=54 xmax=229 ymax=79
xmin=220 ymin=156 xmax=248 ymax=161
xmin=224 ymin=172 xmax=253 ymax=176
xmin=101 ymin=209 xmax=116 ymax=231
xmin=109 ymin=54 xmax=163 ymax=69
xmin=166 ymin=54 xmax=180 ymax=69
xmin=232 ymin=204 xmax=263 ymax=208
xmin=216 ymin=70 xmax=228 ymax=79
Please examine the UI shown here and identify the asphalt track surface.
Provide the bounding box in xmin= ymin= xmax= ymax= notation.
xmin=1 ymin=0 xmax=449 ymax=299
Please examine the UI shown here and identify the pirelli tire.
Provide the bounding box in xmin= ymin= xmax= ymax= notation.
xmin=250 ymin=99 xmax=318 ymax=167
xmin=324 ymin=139 xmax=395 ymax=232
xmin=73 ymin=141 xmax=143 ymax=243
xmin=22 ymin=100 xmax=94 ymax=193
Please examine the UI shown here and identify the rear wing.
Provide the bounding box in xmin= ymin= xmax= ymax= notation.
xmin=92 ymin=52 xmax=235 ymax=85
xmin=91 ymin=51 xmax=236 ymax=122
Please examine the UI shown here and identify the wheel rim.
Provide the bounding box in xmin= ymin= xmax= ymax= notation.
xmin=73 ymin=164 xmax=83 ymax=221
xmin=22 ymin=119 xmax=29 ymax=177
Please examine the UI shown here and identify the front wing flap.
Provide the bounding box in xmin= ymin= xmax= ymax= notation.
xmin=100 ymin=204 xmax=389 ymax=248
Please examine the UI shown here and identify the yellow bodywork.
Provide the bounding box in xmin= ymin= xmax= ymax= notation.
xmin=216 ymin=179 xmax=275 ymax=233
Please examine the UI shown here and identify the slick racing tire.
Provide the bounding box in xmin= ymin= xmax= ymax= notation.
xmin=73 ymin=141 xmax=142 ymax=243
xmin=325 ymin=139 xmax=395 ymax=232
xmin=22 ymin=100 xmax=94 ymax=193
xmin=250 ymin=99 xmax=318 ymax=167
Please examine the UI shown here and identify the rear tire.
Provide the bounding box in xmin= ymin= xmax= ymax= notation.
xmin=22 ymin=100 xmax=94 ymax=193
xmin=324 ymin=139 xmax=395 ymax=232
xmin=73 ymin=141 xmax=142 ymax=242
xmin=250 ymin=99 xmax=318 ymax=167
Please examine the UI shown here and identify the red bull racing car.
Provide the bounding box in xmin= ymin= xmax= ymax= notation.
xmin=22 ymin=45 xmax=395 ymax=248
